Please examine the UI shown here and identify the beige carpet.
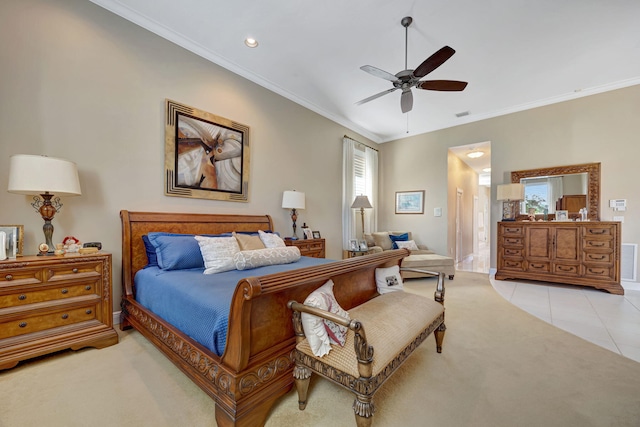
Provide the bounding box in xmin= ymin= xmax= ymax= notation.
xmin=2 ymin=271 xmax=640 ymax=427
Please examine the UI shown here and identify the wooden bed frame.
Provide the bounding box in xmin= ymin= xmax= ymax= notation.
xmin=120 ymin=210 xmax=410 ymax=426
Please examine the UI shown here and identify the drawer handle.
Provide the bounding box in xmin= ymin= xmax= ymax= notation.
xmin=531 ymin=264 xmax=544 ymax=269
xmin=85 ymin=285 xmax=92 ymax=291
xmin=85 ymin=309 xmax=92 ymax=315
xmin=72 ymin=268 xmax=79 ymax=273
xmin=5 ymin=274 xmax=13 ymax=281
xmin=558 ymin=266 xmax=572 ymax=271
xmin=589 ymin=229 xmax=607 ymax=235
xmin=19 ymin=322 xmax=27 ymax=328
xmin=61 ymin=289 xmax=69 ymax=294
xmin=589 ymin=242 xmax=605 ymax=247
xmin=588 ymin=268 xmax=605 ymax=275
xmin=18 ymin=294 xmax=27 ymax=301
xmin=61 ymin=314 xmax=69 ymax=320
xmin=590 ymin=255 xmax=606 ymax=260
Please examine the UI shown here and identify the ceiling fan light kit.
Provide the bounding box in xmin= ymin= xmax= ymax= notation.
xmin=357 ymin=16 xmax=468 ymax=114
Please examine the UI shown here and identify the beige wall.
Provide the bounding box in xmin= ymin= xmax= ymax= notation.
xmin=0 ymin=0 xmax=376 ymax=311
xmin=380 ymin=84 xmax=640 ymax=275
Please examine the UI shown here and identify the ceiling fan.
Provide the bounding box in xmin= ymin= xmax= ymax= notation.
xmin=357 ymin=16 xmax=468 ymax=114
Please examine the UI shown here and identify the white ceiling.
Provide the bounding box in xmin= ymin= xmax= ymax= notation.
xmin=90 ymin=0 xmax=640 ymax=144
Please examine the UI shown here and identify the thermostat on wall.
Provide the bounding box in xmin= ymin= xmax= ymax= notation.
xmin=609 ymin=199 xmax=626 ymax=211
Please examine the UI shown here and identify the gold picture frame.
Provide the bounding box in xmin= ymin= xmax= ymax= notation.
xmin=165 ymin=99 xmax=250 ymax=202
xmin=0 ymin=225 xmax=24 ymax=258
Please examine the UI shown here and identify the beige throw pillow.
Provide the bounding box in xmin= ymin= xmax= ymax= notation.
xmin=372 ymin=232 xmax=392 ymax=250
xmin=233 ymin=232 xmax=265 ymax=251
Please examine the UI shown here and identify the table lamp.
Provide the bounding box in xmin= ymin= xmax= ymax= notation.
xmin=7 ymin=154 xmax=82 ymax=254
xmin=497 ymin=183 xmax=524 ymax=221
xmin=282 ymin=190 xmax=305 ymax=239
xmin=351 ymin=195 xmax=373 ymax=240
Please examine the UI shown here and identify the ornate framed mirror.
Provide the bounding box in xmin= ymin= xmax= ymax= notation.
xmin=511 ymin=162 xmax=600 ymax=221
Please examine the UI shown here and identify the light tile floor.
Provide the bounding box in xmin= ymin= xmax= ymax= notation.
xmin=456 ymin=243 xmax=640 ymax=363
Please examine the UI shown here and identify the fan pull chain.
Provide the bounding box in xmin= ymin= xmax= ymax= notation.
xmin=406 ymin=113 xmax=410 ymax=133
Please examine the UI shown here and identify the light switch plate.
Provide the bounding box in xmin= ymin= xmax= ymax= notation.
xmin=434 ymin=207 xmax=442 ymax=217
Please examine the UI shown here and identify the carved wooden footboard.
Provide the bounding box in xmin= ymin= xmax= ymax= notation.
xmin=120 ymin=210 xmax=409 ymax=426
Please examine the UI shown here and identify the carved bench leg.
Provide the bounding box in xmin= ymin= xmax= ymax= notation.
xmin=435 ymin=322 xmax=446 ymax=353
xmin=293 ymin=364 xmax=312 ymax=410
xmin=353 ymin=394 xmax=374 ymax=427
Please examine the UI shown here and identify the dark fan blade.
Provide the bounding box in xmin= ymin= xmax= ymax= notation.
xmin=400 ymin=89 xmax=413 ymax=113
xmin=417 ymin=80 xmax=468 ymax=91
xmin=413 ymin=46 xmax=455 ymax=78
xmin=356 ymin=87 xmax=399 ymax=105
xmin=360 ymin=65 xmax=400 ymax=83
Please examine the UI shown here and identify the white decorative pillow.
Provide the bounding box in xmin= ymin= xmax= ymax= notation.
xmin=396 ymin=240 xmax=419 ymax=251
xmin=233 ymin=247 xmax=300 ymax=270
xmin=194 ymin=235 xmax=240 ymax=274
xmin=258 ymin=230 xmax=286 ymax=248
xmin=301 ymin=280 xmax=350 ymax=357
xmin=375 ymin=265 xmax=404 ymax=294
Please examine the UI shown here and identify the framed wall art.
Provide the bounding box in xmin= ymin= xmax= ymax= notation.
xmin=395 ymin=190 xmax=425 ymax=214
xmin=0 ymin=225 xmax=23 ymax=258
xmin=165 ymin=99 xmax=250 ymax=202
xmin=555 ymin=210 xmax=569 ymax=221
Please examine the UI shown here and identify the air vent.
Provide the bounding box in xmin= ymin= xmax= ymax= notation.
xmin=621 ymin=243 xmax=637 ymax=282
xmin=456 ymin=111 xmax=470 ymax=118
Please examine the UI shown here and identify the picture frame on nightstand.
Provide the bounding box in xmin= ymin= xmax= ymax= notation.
xmin=312 ymin=231 xmax=321 ymax=239
xmin=303 ymin=228 xmax=314 ymax=240
xmin=349 ymin=239 xmax=358 ymax=251
xmin=359 ymin=240 xmax=368 ymax=251
xmin=0 ymin=225 xmax=23 ymax=258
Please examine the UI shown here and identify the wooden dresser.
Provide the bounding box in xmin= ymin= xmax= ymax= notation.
xmin=0 ymin=252 xmax=118 ymax=370
xmin=496 ymin=221 xmax=622 ymax=294
xmin=284 ymin=238 xmax=326 ymax=258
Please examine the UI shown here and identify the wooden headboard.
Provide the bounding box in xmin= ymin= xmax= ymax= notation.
xmin=120 ymin=210 xmax=273 ymax=296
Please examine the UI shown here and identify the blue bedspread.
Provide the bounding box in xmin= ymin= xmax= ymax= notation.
xmin=135 ymin=256 xmax=333 ymax=356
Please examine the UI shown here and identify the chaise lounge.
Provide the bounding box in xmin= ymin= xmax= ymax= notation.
xmin=365 ymin=231 xmax=455 ymax=280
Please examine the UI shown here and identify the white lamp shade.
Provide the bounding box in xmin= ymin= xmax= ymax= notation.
xmin=8 ymin=154 xmax=82 ymax=196
xmin=497 ymin=183 xmax=524 ymax=201
xmin=351 ymin=195 xmax=372 ymax=209
xmin=282 ymin=190 xmax=305 ymax=209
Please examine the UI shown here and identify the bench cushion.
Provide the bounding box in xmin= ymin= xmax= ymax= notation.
xmin=296 ymin=291 xmax=444 ymax=377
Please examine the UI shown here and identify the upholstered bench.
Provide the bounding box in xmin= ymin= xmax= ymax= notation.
xmin=288 ymin=272 xmax=445 ymax=427
xmin=401 ymin=253 xmax=455 ymax=280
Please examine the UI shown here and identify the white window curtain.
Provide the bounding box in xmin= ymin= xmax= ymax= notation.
xmin=342 ymin=137 xmax=378 ymax=249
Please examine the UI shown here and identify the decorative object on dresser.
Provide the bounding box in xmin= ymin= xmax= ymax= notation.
xmin=495 ymin=221 xmax=622 ymax=294
xmin=7 ymin=155 xmax=82 ymax=255
xmin=0 ymin=252 xmax=118 ymax=370
xmin=497 ymin=183 xmax=524 ymax=221
xmin=282 ymin=190 xmax=305 ymax=239
xmin=164 ymin=99 xmax=250 ymax=202
xmin=284 ymin=238 xmax=325 ymax=258
xmin=350 ymin=195 xmax=373 ymax=240
xmin=0 ymin=225 xmax=23 ymax=259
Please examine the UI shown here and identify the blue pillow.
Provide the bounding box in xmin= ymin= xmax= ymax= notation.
xmin=141 ymin=235 xmax=158 ymax=268
xmin=389 ymin=233 xmax=409 ymax=249
xmin=147 ymin=232 xmax=231 ymax=271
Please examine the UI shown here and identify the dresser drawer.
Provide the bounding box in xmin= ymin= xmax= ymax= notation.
xmin=0 ymin=303 xmax=99 ymax=339
xmin=583 ymin=225 xmax=615 ymax=237
xmin=583 ymin=239 xmax=614 ymax=250
xmin=500 ymin=259 xmax=524 ymax=270
xmin=526 ymin=261 xmax=550 ymax=273
xmin=0 ymin=279 xmax=100 ymax=309
xmin=552 ymin=263 xmax=580 ymax=276
xmin=584 ymin=265 xmax=615 ymax=280
xmin=501 ymin=225 xmax=524 ymax=236
xmin=502 ymin=237 xmax=523 ymax=247
xmin=0 ymin=266 xmax=44 ymax=286
xmin=47 ymin=261 xmax=102 ymax=282
xmin=502 ymin=247 xmax=523 ymax=257
xmin=584 ymin=252 xmax=613 ymax=263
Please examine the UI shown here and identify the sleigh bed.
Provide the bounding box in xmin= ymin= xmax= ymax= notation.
xmin=120 ymin=210 xmax=409 ymax=426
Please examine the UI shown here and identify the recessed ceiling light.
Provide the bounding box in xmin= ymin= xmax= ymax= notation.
xmin=483 ymin=167 xmax=491 ymax=173
xmin=244 ymin=38 xmax=258 ymax=48
xmin=467 ymin=151 xmax=484 ymax=159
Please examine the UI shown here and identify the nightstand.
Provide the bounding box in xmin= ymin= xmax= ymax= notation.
xmin=343 ymin=249 xmax=369 ymax=259
xmin=284 ymin=238 xmax=325 ymax=258
xmin=0 ymin=252 xmax=118 ymax=370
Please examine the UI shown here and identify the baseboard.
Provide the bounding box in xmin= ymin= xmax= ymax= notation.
xmin=622 ymin=280 xmax=640 ymax=291
xmin=113 ymin=311 xmax=121 ymax=326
